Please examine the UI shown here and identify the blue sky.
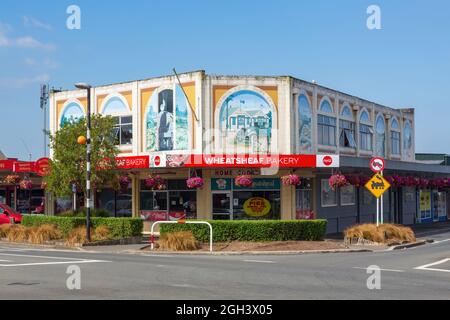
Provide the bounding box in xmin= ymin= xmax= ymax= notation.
xmin=1 ymin=0 xmax=449 ymax=159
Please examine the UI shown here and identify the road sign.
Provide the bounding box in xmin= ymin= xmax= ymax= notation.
xmin=365 ymin=174 xmax=391 ymax=199
xmin=370 ymin=157 xmax=385 ymax=173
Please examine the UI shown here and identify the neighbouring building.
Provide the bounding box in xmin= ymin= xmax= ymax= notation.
xmin=48 ymin=70 xmax=450 ymax=234
xmin=416 ymin=153 xmax=450 ymax=166
xmin=0 ymin=154 xmax=47 ymax=214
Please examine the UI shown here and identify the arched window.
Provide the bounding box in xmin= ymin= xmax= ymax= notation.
xmin=320 ymin=99 xmax=333 ymax=113
xmin=359 ymin=110 xmax=373 ymax=151
xmin=318 ymin=98 xmax=336 ymax=146
xmin=103 ymin=96 xmax=132 ymax=146
xmin=298 ymin=94 xmax=312 ymax=153
xmin=404 ymin=120 xmax=412 ymax=154
xmin=375 ymin=115 xmax=386 ymax=157
xmin=360 ymin=110 xmax=370 ymax=123
xmin=60 ymin=102 xmax=84 ymax=127
xmin=390 ymin=118 xmax=400 ymax=155
xmin=341 ymin=105 xmax=352 ymax=118
xmin=218 ymin=90 xmax=274 ymax=153
xmin=339 ymin=104 xmax=356 ymax=148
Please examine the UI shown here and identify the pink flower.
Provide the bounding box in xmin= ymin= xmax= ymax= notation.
xmin=186 ymin=177 xmax=204 ymax=189
xmin=328 ymin=174 xmax=348 ymax=190
xmin=281 ymin=174 xmax=301 ymax=186
xmin=235 ymin=175 xmax=253 ymax=188
xmin=20 ymin=179 xmax=33 ymax=190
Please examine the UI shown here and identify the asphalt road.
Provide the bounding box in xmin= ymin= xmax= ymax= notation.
xmin=0 ymin=230 xmax=449 ymax=300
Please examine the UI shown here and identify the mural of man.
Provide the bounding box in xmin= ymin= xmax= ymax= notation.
xmin=157 ymin=90 xmax=174 ymax=151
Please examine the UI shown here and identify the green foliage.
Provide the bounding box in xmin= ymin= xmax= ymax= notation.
xmin=160 ymin=220 xmax=328 ymax=242
xmin=45 ymin=114 xmax=120 ymax=198
xmin=21 ymin=215 xmax=143 ymax=239
xmin=57 ymin=208 xmax=110 ymax=218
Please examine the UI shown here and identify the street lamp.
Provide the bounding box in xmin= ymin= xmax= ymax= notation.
xmin=75 ymin=82 xmax=92 ymax=242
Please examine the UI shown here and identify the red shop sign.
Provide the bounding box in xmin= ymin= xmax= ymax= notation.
xmin=13 ymin=161 xmax=35 ymax=173
xmin=140 ymin=211 xmax=168 ymax=222
xmin=35 ymin=158 xmax=50 ymax=177
xmin=116 ymin=156 xmax=149 ymax=170
xmin=0 ymin=160 xmax=15 ymax=171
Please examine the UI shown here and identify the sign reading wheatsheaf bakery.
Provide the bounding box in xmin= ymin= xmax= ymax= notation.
xmin=167 ymin=155 xmax=340 ymax=168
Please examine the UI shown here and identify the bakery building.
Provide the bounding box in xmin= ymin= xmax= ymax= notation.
xmin=48 ymin=70 xmax=450 ymax=233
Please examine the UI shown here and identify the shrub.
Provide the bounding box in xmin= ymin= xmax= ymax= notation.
xmin=29 ymin=224 xmax=63 ymax=244
xmin=344 ymin=223 xmax=416 ymax=244
xmin=22 ymin=215 xmax=143 ymax=240
xmin=6 ymin=225 xmax=31 ymax=242
xmin=57 ymin=208 xmax=110 ymax=218
xmin=66 ymin=227 xmax=93 ymax=246
xmin=159 ymin=220 xmax=328 ymax=242
xmin=158 ymin=231 xmax=200 ymax=251
xmin=94 ymin=225 xmax=111 ymax=241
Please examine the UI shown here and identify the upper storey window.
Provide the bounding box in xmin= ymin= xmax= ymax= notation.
xmin=339 ymin=104 xmax=356 ymax=149
xmin=318 ymin=98 xmax=336 ymax=146
xmin=103 ymin=96 xmax=132 ymax=146
xmin=375 ymin=115 xmax=386 ymax=157
xmin=359 ymin=110 xmax=373 ymax=151
xmin=390 ymin=118 xmax=401 ymax=155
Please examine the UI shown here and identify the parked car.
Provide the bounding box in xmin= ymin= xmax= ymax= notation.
xmin=0 ymin=204 xmax=22 ymax=225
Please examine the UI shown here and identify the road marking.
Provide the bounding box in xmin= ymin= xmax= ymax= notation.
xmin=170 ymin=284 xmax=198 ymax=288
xmin=415 ymin=259 xmax=450 ymax=273
xmin=432 ymin=239 xmax=450 ymax=245
xmin=353 ymin=267 xmax=405 ymax=273
xmin=243 ymin=260 xmax=276 ymax=264
xmin=0 ymin=260 xmax=11 ymax=262
xmin=0 ymin=260 xmax=109 ymax=267
xmin=0 ymin=252 xmax=110 ymax=268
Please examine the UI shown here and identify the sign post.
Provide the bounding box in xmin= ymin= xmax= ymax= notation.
xmin=366 ymin=158 xmax=389 ymax=226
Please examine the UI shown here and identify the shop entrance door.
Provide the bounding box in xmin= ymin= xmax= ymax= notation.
xmin=212 ymin=192 xmax=232 ymax=220
xmin=296 ymin=189 xmax=314 ymax=220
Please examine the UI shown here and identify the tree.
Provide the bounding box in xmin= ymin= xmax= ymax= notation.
xmin=45 ymin=114 xmax=120 ymax=200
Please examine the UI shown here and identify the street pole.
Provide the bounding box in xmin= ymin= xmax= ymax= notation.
xmin=75 ymin=83 xmax=92 ymax=242
xmin=380 ymin=171 xmax=384 ymax=225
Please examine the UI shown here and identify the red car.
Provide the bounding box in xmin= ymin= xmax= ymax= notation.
xmin=0 ymin=204 xmax=22 ymax=225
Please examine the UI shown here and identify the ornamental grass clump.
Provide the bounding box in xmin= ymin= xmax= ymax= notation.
xmin=158 ymin=231 xmax=200 ymax=251
xmin=344 ymin=223 xmax=416 ymax=245
xmin=29 ymin=224 xmax=62 ymax=244
xmin=93 ymin=225 xmax=111 ymax=241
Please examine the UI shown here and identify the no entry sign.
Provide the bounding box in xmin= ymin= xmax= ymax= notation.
xmin=370 ymin=157 xmax=385 ymax=173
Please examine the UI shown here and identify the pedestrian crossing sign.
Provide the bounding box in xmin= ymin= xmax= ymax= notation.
xmin=365 ymin=174 xmax=391 ymax=198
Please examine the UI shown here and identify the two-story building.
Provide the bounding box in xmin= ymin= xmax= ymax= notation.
xmin=49 ymin=70 xmax=450 ymax=233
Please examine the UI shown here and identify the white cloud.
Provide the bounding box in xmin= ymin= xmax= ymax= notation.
xmin=23 ymin=16 xmax=52 ymax=31
xmin=0 ymin=74 xmax=50 ymax=89
xmin=0 ymin=22 xmax=55 ymax=50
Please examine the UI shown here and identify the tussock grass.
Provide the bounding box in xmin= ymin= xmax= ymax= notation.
xmin=0 ymin=224 xmax=14 ymax=238
xmin=344 ymin=223 xmax=416 ymax=245
xmin=66 ymin=227 xmax=93 ymax=246
xmin=6 ymin=225 xmax=31 ymax=242
xmin=93 ymin=225 xmax=111 ymax=241
xmin=29 ymin=224 xmax=63 ymax=244
xmin=158 ymin=231 xmax=200 ymax=251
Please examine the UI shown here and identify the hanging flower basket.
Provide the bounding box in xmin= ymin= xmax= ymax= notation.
xmin=20 ymin=179 xmax=33 ymax=190
xmin=345 ymin=175 xmax=361 ymax=187
xmin=235 ymin=175 xmax=253 ymax=188
xmin=145 ymin=175 xmax=167 ymax=190
xmin=119 ymin=175 xmax=131 ymax=193
xmin=4 ymin=175 xmax=21 ymax=185
xmin=186 ymin=177 xmax=204 ymax=189
xmin=328 ymin=173 xmax=348 ymax=190
xmin=281 ymin=174 xmax=301 ymax=186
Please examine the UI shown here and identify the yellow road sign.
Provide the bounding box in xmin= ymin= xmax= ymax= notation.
xmin=365 ymin=174 xmax=391 ymax=198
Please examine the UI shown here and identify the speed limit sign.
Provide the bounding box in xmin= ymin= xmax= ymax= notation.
xmin=370 ymin=157 xmax=385 ymax=173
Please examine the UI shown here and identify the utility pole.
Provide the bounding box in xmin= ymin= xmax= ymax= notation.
xmin=40 ymin=84 xmax=49 ymax=157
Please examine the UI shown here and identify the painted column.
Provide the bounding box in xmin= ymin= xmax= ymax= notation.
xmin=197 ymin=169 xmax=212 ymax=220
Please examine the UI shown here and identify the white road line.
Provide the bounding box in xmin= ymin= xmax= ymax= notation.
xmin=0 ymin=260 xmax=109 ymax=267
xmin=243 ymin=260 xmax=276 ymax=264
xmin=432 ymin=239 xmax=450 ymax=245
xmin=0 ymin=260 xmax=11 ymax=262
xmin=353 ymin=267 xmax=405 ymax=273
xmin=415 ymin=259 xmax=450 ymax=273
xmin=0 ymin=252 xmax=94 ymax=261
